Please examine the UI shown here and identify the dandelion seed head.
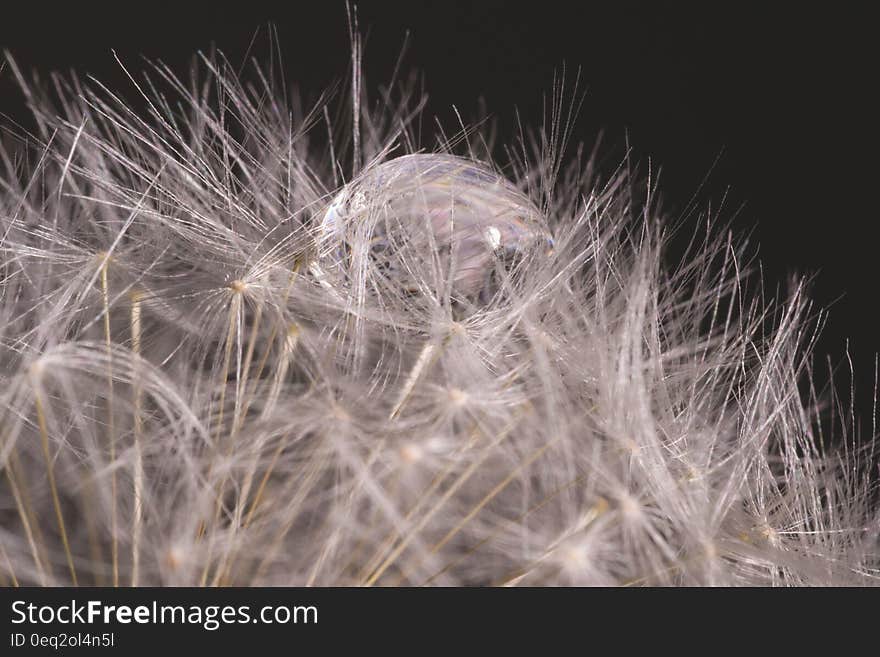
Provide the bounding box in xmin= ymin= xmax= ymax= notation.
xmin=446 ymin=386 xmax=468 ymax=406
xmin=28 ymin=359 xmax=45 ymax=379
xmin=0 ymin=36 xmax=876 ymax=588
xmin=557 ymin=539 xmax=592 ymax=573
xmin=618 ymin=493 xmax=643 ymax=521
xmin=398 ymin=441 xmax=424 ymax=464
xmin=163 ymin=545 xmax=186 ymax=572
xmin=228 ymin=279 xmax=247 ymax=294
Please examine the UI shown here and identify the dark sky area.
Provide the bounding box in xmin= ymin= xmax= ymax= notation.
xmin=1 ymin=2 xmax=877 ymax=420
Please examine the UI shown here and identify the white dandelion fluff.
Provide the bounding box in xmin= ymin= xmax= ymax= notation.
xmin=0 ymin=31 xmax=877 ymax=588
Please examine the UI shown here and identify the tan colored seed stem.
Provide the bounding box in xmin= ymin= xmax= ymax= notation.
xmin=100 ymin=259 xmax=119 ymax=587
xmin=32 ymin=379 xmax=78 ymax=585
xmin=130 ymin=290 xmax=144 ymax=586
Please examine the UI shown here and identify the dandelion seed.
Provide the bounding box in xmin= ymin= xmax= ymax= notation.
xmin=0 ymin=35 xmax=876 ymax=588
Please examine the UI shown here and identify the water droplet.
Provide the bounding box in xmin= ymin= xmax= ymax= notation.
xmin=317 ymin=154 xmax=552 ymax=302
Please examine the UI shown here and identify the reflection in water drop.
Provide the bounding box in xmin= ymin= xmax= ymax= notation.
xmin=318 ymin=154 xmax=552 ymax=303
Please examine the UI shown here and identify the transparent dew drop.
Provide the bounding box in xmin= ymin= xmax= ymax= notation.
xmin=317 ymin=154 xmax=553 ymax=303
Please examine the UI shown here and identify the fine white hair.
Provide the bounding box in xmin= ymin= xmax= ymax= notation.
xmin=0 ymin=40 xmax=877 ymax=587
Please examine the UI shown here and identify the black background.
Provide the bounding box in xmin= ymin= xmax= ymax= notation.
xmin=1 ymin=2 xmax=877 ymax=419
